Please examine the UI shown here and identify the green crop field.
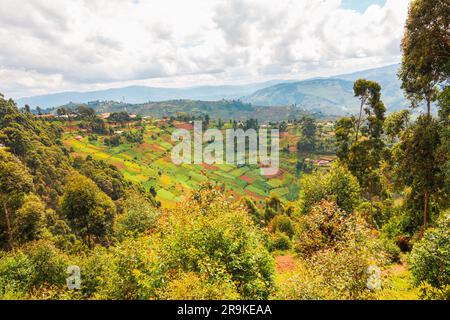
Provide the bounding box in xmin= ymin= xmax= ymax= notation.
xmin=63 ymin=120 xmax=335 ymax=207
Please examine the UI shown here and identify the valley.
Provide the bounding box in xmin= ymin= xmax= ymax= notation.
xmin=62 ymin=117 xmax=336 ymax=208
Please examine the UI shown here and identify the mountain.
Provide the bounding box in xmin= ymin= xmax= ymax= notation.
xmin=243 ymin=64 xmax=407 ymax=114
xmin=331 ymin=63 xmax=408 ymax=111
xmin=242 ymin=78 xmax=357 ymax=115
xmin=15 ymin=81 xmax=284 ymax=109
xmin=16 ymin=64 xmax=406 ymax=115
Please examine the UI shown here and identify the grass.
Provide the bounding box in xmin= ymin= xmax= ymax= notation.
xmin=376 ymin=264 xmax=420 ymax=300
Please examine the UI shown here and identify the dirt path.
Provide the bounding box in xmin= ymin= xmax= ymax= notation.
xmin=276 ymin=254 xmax=297 ymax=273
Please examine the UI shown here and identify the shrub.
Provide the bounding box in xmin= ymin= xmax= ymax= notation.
xmin=379 ymin=239 xmax=401 ymax=264
xmin=160 ymin=272 xmax=239 ymax=300
xmin=307 ymin=242 xmax=372 ymax=300
xmin=114 ymin=192 xmax=159 ymax=240
xmin=79 ymin=237 xmax=161 ymax=300
xmin=0 ymin=240 xmax=68 ymax=298
xmin=270 ymin=232 xmax=291 ymax=251
xmin=298 ymin=164 xmax=361 ymax=215
xmin=156 ymin=186 xmax=275 ymax=299
xmin=269 ymin=215 xmax=295 ymax=238
xmin=295 ymin=201 xmax=351 ymax=257
xmin=409 ymin=213 xmax=450 ymax=299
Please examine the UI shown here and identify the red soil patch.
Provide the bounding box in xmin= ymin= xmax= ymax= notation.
xmin=140 ymin=142 xmax=152 ymax=149
xmin=239 ymin=175 xmax=255 ymax=184
xmin=174 ymin=121 xmax=194 ymax=130
xmin=150 ymin=144 xmax=166 ymax=152
xmin=276 ymin=255 xmax=297 ymax=273
xmin=65 ymin=126 xmax=79 ymax=132
xmin=110 ymin=161 xmax=126 ymax=170
xmin=244 ymin=190 xmax=265 ymax=200
xmin=201 ymin=163 xmax=219 ymax=171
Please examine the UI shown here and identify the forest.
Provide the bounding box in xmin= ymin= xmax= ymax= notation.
xmin=0 ymin=0 xmax=448 ymax=300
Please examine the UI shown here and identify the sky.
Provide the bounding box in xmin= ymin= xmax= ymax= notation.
xmin=0 ymin=0 xmax=410 ymax=99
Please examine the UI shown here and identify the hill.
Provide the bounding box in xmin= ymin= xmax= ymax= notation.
xmin=77 ymin=100 xmax=320 ymax=122
xmin=15 ymin=81 xmax=284 ymax=109
xmin=243 ymin=64 xmax=407 ymax=114
xmin=242 ymin=78 xmax=357 ymax=115
xmin=16 ymin=64 xmax=406 ymax=115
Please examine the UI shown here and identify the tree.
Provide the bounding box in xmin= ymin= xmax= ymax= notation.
xmin=60 ymin=174 xmax=116 ymax=247
xmin=297 ymin=117 xmax=316 ymax=152
xmin=384 ymin=110 xmax=410 ymax=143
xmin=298 ymin=164 xmax=361 ymax=215
xmin=335 ymin=116 xmax=355 ymax=160
xmin=353 ymin=79 xmax=385 ymax=142
xmin=24 ymin=105 xmax=31 ymax=114
xmin=399 ymin=0 xmax=450 ymax=115
xmin=75 ymin=105 xmax=96 ymax=119
xmin=113 ymin=192 xmax=159 ymax=240
xmin=336 ymin=79 xmax=386 ymax=202
xmin=13 ymin=194 xmax=46 ymax=245
xmin=0 ymin=149 xmax=34 ymax=249
xmin=393 ymin=115 xmax=445 ymax=227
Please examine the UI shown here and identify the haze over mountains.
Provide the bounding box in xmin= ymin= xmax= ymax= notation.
xmin=16 ymin=64 xmax=406 ymax=115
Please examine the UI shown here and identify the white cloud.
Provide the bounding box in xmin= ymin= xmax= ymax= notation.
xmin=0 ymin=0 xmax=410 ymax=98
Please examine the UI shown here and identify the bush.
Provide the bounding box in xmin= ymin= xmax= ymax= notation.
xmin=270 ymin=232 xmax=291 ymax=251
xmin=379 ymin=239 xmax=401 ymax=264
xmin=114 ymin=192 xmax=159 ymax=240
xmin=0 ymin=240 xmax=68 ymax=298
xmin=298 ymin=164 xmax=361 ymax=215
xmin=160 ymin=272 xmax=239 ymax=300
xmin=294 ymin=201 xmax=354 ymax=257
xmin=409 ymin=213 xmax=450 ymax=299
xmin=269 ymin=215 xmax=295 ymax=238
xmin=78 ymin=237 xmax=161 ymax=300
xmin=307 ymin=242 xmax=372 ymax=300
xmin=156 ymin=186 xmax=275 ymax=299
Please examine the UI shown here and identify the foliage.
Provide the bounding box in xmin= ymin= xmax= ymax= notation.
xmin=73 ymin=156 xmax=127 ymax=200
xmin=409 ymin=212 xmax=450 ymax=299
xmin=156 ymin=185 xmax=275 ymax=299
xmin=60 ymin=174 xmax=116 ymax=247
xmin=0 ymin=241 xmax=68 ymax=299
xmin=113 ymin=192 xmax=159 ymax=240
xmin=160 ymin=272 xmax=239 ymax=300
xmin=399 ymin=0 xmax=450 ymax=114
xmin=298 ymin=164 xmax=361 ymax=214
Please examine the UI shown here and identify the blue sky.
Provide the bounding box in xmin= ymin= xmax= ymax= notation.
xmin=341 ymin=0 xmax=387 ymax=13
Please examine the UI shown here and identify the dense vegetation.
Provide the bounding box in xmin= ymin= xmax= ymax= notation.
xmin=0 ymin=0 xmax=448 ymax=300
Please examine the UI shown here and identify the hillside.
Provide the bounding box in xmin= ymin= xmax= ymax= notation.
xmin=243 ymin=64 xmax=407 ymax=113
xmin=242 ymin=79 xmax=357 ymax=115
xmin=75 ymin=100 xmax=321 ymax=122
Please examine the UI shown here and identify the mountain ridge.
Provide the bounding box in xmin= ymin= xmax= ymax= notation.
xmin=15 ymin=64 xmax=406 ymax=114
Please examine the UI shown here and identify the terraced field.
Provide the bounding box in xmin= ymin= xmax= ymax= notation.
xmin=63 ymin=120 xmax=332 ymax=207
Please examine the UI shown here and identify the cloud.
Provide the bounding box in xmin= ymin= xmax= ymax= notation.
xmin=0 ymin=0 xmax=410 ymax=99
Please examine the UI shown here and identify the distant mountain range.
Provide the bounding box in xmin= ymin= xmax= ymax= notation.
xmin=16 ymin=64 xmax=406 ymax=115
xmin=15 ymin=80 xmax=284 ymax=109
xmin=243 ymin=64 xmax=407 ymax=114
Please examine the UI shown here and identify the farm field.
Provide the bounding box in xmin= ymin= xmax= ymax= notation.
xmin=63 ymin=119 xmax=335 ymax=207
